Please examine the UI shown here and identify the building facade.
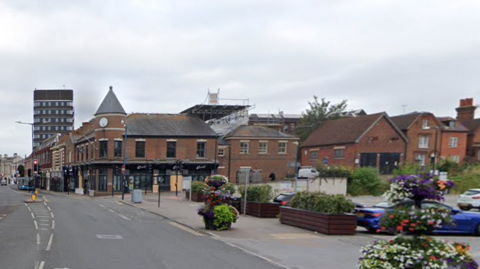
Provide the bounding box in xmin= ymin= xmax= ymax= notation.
xmin=33 ymin=89 xmax=74 ymax=150
xmin=0 ymin=153 xmax=24 ymax=183
xmin=456 ymin=98 xmax=480 ymax=163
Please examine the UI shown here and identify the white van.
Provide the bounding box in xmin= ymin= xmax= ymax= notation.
xmin=298 ymin=168 xmax=319 ymax=179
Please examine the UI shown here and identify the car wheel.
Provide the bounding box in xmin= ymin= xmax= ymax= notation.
xmin=367 ymin=228 xmax=377 ymax=234
xmin=476 ymin=224 xmax=480 ymax=236
xmin=460 ymin=206 xmax=471 ymax=211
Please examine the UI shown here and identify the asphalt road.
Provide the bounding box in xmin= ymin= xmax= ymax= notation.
xmin=0 ymin=185 xmax=280 ymax=269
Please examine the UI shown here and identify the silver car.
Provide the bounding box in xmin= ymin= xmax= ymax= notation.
xmin=0 ymin=179 xmax=6 ymax=186
xmin=457 ymin=189 xmax=480 ymax=211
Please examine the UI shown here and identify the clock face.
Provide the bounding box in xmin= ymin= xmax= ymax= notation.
xmin=99 ymin=117 xmax=108 ymax=127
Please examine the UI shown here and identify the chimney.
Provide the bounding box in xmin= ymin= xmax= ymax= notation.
xmin=456 ymin=98 xmax=476 ymax=122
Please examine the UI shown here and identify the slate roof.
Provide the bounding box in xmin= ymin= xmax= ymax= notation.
xmin=437 ymin=117 xmax=469 ymax=132
xmin=301 ymin=113 xmax=406 ymax=147
xmin=462 ymin=119 xmax=480 ymax=134
xmin=224 ymin=125 xmax=297 ymax=139
xmin=94 ymin=87 xmax=126 ymax=116
xmin=390 ymin=113 xmax=422 ymax=130
xmin=126 ymin=114 xmax=217 ymax=137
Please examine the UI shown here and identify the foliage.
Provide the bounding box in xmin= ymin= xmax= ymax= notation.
xmin=347 ymin=167 xmax=386 ymax=196
xmin=197 ymin=204 xmax=215 ymax=219
xmin=437 ymin=159 xmax=461 ymax=175
xmin=191 ymin=181 xmax=207 ymax=193
xmin=223 ymin=183 xmax=236 ymax=197
xmin=213 ymin=205 xmax=235 ymax=231
xmin=204 ymin=186 xmax=231 ymax=207
xmin=450 ymin=165 xmax=480 ymax=194
xmin=289 ymin=191 xmax=355 ymax=214
xmin=316 ymin=165 xmax=352 ymax=178
xmin=378 ymin=206 xmax=454 ymax=235
xmin=359 ymin=236 xmax=478 ymax=269
xmin=392 ymin=163 xmax=420 ymax=176
xmin=17 ymin=165 xmax=25 ymax=177
xmin=205 ymin=174 xmax=229 ymax=188
xmin=237 ymin=185 xmax=273 ymax=203
xmin=383 ymin=174 xmax=454 ymax=204
xmin=296 ymin=96 xmax=348 ymax=142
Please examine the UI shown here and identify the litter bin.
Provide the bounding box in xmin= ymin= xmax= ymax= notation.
xmin=132 ymin=189 xmax=142 ymax=203
xmin=230 ymin=196 xmax=242 ymax=213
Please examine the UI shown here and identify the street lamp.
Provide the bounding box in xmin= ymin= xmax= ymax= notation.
xmin=16 ymin=121 xmax=35 ymax=192
xmin=174 ymin=159 xmax=183 ymax=196
xmin=426 ymin=126 xmax=442 ymax=175
xmin=293 ymin=141 xmax=300 ymax=193
xmin=121 ymin=119 xmax=128 ymax=200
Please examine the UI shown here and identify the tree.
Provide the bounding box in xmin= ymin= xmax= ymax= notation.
xmin=18 ymin=165 xmax=24 ymax=177
xmin=296 ymin=96 xmax=347 ymax=142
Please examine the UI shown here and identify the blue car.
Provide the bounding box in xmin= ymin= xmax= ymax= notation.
xmin=355 ymin=200 xmax=480 ymax=235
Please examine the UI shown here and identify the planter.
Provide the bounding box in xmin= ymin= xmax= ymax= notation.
xmin=203 ymin=217 xmax=231 ymax=230
xmin=241 ymin=202 xmax=280 ymax=218
xmin=185 ymin=191 xmax=204 ymax=202
xmin=280 ymin=206 xmax=356 ymax=235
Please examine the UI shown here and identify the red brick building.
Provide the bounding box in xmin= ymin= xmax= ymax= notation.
xmin=215 ymin=125 xmax=298 ymax=183
xmin=456 ymin=98 xmax=480 ymax=163
xmin=391 ymin=112 xmax=468 ymax=166
xmin=300 ymin=113 xmax=407 ymax=174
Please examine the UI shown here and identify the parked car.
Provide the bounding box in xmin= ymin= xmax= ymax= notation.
xmin=0 ymin=179 xmax=6 ymax=186
xmin=273 ymin=193 xmax=295 ymax=206
xmin=457 ymin=189 xmax=480 ymax=211
xmin=297 ymin=168 xmax=319 ymax=179
xmin=355 ymin=200 xmax=480 ymax=235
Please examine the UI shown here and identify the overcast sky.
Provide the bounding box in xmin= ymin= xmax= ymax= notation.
xmin=2 ymin=0 xmax=480 ymax=158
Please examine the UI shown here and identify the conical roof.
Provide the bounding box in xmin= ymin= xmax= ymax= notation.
xmin=94 ymin=86 xmax=126 ymax=116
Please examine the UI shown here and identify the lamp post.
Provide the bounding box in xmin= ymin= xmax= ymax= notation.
xmin=121 ymin=120 xmax=128 ymax=200
xmin=427 ymin=126 xmax=441 ymax=175
xmin=174 ymin=159 xmax=183 ymax=196
xmin=293 ymin=141 xmax=299 ymax=193
xmin=16 ymin=121 xmax=35 ymax=193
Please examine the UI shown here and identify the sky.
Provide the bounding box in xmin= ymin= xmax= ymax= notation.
xmin=2 ymin=0 xmax=480 ymax=158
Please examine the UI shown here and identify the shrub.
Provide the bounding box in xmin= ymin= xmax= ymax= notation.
xmin=316 ymin=165 xmax=352 ymax=178
xmin=450 ymin=164 xmax=480 ymax=194
xmin=191 ymin=181 xmax=207 ymax=193
xmin=223 ymin=183 xmax=236 ymax=196
xmin=347 ymin=167 xmax=386 ymax=196
xmin=237 ymin=185 xmax=273 ymax=203
xmin=213 ymin=205 xmax=235 ymax=230
xmin=392 ymin=163 xmax=420 ymax=176
xmin=289 ymin=191 xmax=354 ymax=214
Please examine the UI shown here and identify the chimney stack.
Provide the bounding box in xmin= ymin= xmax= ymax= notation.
xmin=456 ymin=98 xmax=476 ymax=122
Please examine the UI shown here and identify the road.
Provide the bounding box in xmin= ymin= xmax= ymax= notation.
xmin=0 ymin=185 xmax=280 ymax=269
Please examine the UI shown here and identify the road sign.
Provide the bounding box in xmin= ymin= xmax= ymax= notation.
xmin=121 ymin=165 xmax=125 ymax=175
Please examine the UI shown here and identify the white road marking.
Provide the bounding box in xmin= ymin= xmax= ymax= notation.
xmin=34 ymin=221 xmax=38 ymax=230
xmin=118 ymin=214 xmax=131 ymax=220
xmin=96 ymin=234 xmax=123 ymax=239
xmin=47 ymin=206 xmax=51 ymax=211
xmin=169 ymin=222 xmax=203 ymax=236
xmin=44 ymin=201 xmax=47 ymax=206
xmin=41 ymin=228 xmax=48 ymax=231
xmin=37 ymin=234 xmax=40 ymax=245
xmin=40 ymin=224 xmax=49 ymax=226
xmin=38 ymin=219 xmax=50 ymax=222
xmin=38 ymin=261 xmax=45 ymax=269
xmin=50 ymin=212 xmax=54 ymax=218
xmin=46 ymin=234 xmax=53 ymax=251
xmin=52 ymin=220 xmax=55 ymax=230
xmin=108 ymin=209 xmax=115 ymax=213
xmin=31 ymin=213 xmax=35 ymax=219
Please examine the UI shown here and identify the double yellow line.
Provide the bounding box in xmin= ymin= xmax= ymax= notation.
xmin=169 ymin=222 xmax=203 ymax=236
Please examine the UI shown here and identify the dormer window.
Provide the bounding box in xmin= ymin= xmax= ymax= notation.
xmin=449 ymin=121 xmax=456 ymax=128
xmin=422 ymin=119 xmax=428 ymax=129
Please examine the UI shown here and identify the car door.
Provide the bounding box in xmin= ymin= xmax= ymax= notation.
xmin=421 ymin=202 xmax=469 ymax=233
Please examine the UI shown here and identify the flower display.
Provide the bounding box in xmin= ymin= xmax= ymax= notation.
xmin=205 ymin=174 xmax=229 ymax=187
xmin=378 ymin=206 xmax=454 ymax=235
xmin=383 ymin=174 xmax=454 ymax=204
xmin=359 ymin=236 xmax=478 ymax=269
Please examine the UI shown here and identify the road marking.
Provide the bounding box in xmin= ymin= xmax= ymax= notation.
xmin=96 ymin=234 xmax=123 ymax=239
xmin=46 ymin=234 xmax=53 ymax=251
xmin=31 ymin=213 xmax=35 ymax=219
xmin=118 ymin=214 xmax=131 ymax=220
xmin=169 ymin=222 xmax=203 ymax=236
xmin=37 ymin=234 xmax=40 ymax=245
xmin=51 ymin=212 xmax=54 ymax=218
xmin=52 ymin=220 xmax=55 ymax=229
xmin=39 ymin=219 xmax=49 ymax=222
xmin=38 ymin=261 xmax=45 ymax=269
xmin=108 ymin=209 xmax=115 ymax=213
xmin=34 ymin=221 xmax=38 ymax=230
xmin=40 ymin=224 xmax=49 ymax=226
xmin=41 ymin=228 xmax=48 ymax=231
xmin=47 ymin=206 xmax=51 ymax=211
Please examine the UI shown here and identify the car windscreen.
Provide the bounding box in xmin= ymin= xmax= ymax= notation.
xmin=463 ymin=190 xmax=480 ymax=196
xmin=275 ymin=194 xmax=293 ymax=201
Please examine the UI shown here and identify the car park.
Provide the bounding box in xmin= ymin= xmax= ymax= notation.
xmin=457 ymin=189 xmax=480 ymax=211
xmin=355 ymin=200 xmax=480 ymax=235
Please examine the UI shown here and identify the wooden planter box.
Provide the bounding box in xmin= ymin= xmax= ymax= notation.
xmin=185 ymin=191 xmax=204 ymax=202
xmin=240 ymin=202 xmax=280 ymax=218
xmin=279 ymin=207 xmax=356 ymax=235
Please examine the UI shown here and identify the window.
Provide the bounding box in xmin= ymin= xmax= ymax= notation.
xmin=310 ymin=151 xmax=318 ymax=160
xmin=98 ymin=169 xmax=107 ymax=191
xmin=114 ymin=141 xmax=122 ymax=157
xmin=451 ymin=155 xmax=460 ymax=163
xmin=99 ymin=141 xmax=108 ymax=158
xmin=196 ymin=142 xmax=206 ymax=158
xmin=86 ymin=145 xmax=89 ymax=160
xmin=334 ymin=149 xmax=344 ymax=159
xmin=259 ymin=142 xmax=268 ymax=154
xmin=135 ymin=141 xmax=145 ymax=158
xmin=418 ymin=136 xmax=429 ymax=148
xmin=167 ymin=141 xmax=176 ymax=158
xmin=415 ymin=154 xmax=426 ymax=166
xmin=449 ymin=121 xmax=456 ymax=128
xmin=240 ymin=142 xmax=249 ymax=154
xmin=278 ymin=142 xmax=287 ymax=154
xmin=422 ymin=119 xmax=428 ymax=129
xmin=218 ymin=148 xmax=225 ymax=157
xmin=448 ymin=137 xmax=458 ymax=148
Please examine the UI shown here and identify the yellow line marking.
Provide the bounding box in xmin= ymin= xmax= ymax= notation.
xmin=169 ymin=222 xmax=203 ymax=236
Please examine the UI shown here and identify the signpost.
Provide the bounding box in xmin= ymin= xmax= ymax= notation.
xmin=181 ymin=176 xmax=192 ymax=202
xmin=239 ymin=166 xmax=251 ymax=216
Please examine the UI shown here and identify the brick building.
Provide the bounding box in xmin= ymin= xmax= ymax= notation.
xmin=456 ymin=98 xmax=480 ymax=163
xmin=300 ymin=113 xmax=407 ymax=174
xmin=391 ymin=112 xmax=468 ymax=166
xmin=214 ymin=125 xmax=298 ymax=183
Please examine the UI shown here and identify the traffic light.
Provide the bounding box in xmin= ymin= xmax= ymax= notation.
xmin=33 ymin=160 xmax=38 ymax=173
xmin=113 ymin=166 xmax=117 ymax=175
xmin=37 ymin=164 xmax=42 ymax=175
xmin=147 ymin=164 xmax=152 ymax=175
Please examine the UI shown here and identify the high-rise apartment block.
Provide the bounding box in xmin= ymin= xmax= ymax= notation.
xmin=33 ymin=89 xmax=74 ymax=150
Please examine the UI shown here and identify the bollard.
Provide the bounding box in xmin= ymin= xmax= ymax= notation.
xmin=31 ymin=194 xmax=36 ymax=202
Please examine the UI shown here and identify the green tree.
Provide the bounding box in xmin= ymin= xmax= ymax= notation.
xmin=296 ymin=96 xmax=348 ymax=142
xmin=18 ymin=165 xmax=25 ymax=177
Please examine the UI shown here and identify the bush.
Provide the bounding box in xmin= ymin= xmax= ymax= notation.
xmin=450 ymin=164 xmax=480 ymax=194
xmin=213 ymin=205 xmax=235 ymax=230
xmin=347 ymin=167 xmax=386 ymax=196
xmin=437 ymin=159 xmax=461 ymax=175
xmin=237 ymin=185 xmax=273 ymax=203
xmin=223 ymin=183 xmax=236 ymax=196
xmin=191 ymin=181 xmax=207 ymax=193
xmin=316 ymin=165 xmax=352 ymax=178
xmin=289 ymin=191 xmax=354 ymax=214
xmin=392 ymin=163 xmax=420 ymax=176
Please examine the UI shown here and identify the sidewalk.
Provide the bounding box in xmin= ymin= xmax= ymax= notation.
xmin=113 ymin=191 xmax=378 ymax=269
